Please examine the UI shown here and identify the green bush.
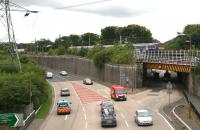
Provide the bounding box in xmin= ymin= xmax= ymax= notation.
xmin=67 ymin=48 xmax=78 ymax=55
xmin=0 ymin=64 xmax=19 ymax=73
xmin=93 ymin=48 xmax=112 ymax=68
xmin=87 ymin=43 xmax=104 ymax=58
xmin=77 ymin=47 xmax=89 ymax=57
xmin=0 ymin=54 xmax=49 ymax=114
xmin=111 ymin=50 xmax=132 ymax=64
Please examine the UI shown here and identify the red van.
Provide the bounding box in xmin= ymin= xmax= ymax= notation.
xmin=111 ymin=85 xmax=127 ymax=101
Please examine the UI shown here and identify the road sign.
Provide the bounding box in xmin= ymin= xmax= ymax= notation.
xmin=0 ymin=114 xmax=23 ymax=127
xmin=166 ymin=82 xmax=173 ymax=105
xmin=166 ymin=81 xmax=173 ymax=94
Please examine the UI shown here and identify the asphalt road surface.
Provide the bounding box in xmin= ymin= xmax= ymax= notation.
xmin=40 ymin=71 xmax=182 ymax=130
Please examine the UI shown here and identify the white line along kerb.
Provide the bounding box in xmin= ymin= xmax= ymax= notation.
xmin=158 ymin=113 xmax=175 ymax=130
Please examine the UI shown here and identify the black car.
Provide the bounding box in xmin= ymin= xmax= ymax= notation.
xmin=100 ymin=100 xmax=114 ymax=113
xmin=101 ymin=109 xmax=117 ymax=127
xmin=83 ymin=78 xmax=93 ymax=85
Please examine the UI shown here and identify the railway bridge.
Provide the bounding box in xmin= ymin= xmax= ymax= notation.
xmin=136 ymin=50 xmax=200 ymax=73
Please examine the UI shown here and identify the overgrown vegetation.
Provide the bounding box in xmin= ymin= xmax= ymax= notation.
xmin=63 ymin=43 xmax=135 ymax=68
xmin=0 ymin=53 xmax=52 ymax=118
xmin=164 ymin=24 xmax=200 ymax=50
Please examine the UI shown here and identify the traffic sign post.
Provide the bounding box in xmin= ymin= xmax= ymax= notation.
xmin=0 ymin=114 xmax=23 ymax=127
xmin=166 ymin=81 xmax=173 ymax=106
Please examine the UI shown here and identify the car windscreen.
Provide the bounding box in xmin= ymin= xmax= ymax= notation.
xmin=103 ymin=115 xmax=115 ymax=120
xmin=58 ymin=102 xmax=68 ymax=107
xmin=85 ymin=79 xmax=91 ymax=82
xmin=62 ymin=89 xmax=69 ymax=92
xmin=102 ymin=102 xmax=113 ymax=107
xmin=138 ymin=111 xmax=150 ymax=117
xmin=115 ymin=90 xmax=126 ymax=94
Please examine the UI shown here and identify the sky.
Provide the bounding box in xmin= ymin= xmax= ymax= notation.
xmin=1 ymin=0 xmax=200 ymax=43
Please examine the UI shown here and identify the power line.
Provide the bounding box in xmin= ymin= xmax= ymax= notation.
xmin=52 ymin=0 xmax=111 ymax=10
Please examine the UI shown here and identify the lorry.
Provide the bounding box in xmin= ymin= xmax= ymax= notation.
xmin=110 ymin=85 xmax=127 ymax=101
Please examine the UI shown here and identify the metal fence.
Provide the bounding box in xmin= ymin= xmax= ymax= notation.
xmin=136 ymin=50 xmax=200 ymax=66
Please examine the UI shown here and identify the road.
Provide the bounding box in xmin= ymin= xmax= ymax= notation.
xmin=39 ymin=71 xmax=182 ymax=130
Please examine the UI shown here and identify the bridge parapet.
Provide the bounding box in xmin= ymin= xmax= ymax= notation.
xmin=136 ymin=50 xmax=200 ymax=66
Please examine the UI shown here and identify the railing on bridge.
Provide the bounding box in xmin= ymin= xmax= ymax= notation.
xmin=136 ymin=50 xmax=200 ymax=66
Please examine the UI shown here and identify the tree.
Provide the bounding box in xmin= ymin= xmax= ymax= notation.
xmin=69 ymin=34 xmax=81 ymax=46
xmin=101 ymin=26 xmax=119 ymax=45
xmin=119 ymin=24 xmax=153 ymax=43
xmin=36 ymin=39 xmax=53 ymax=53
xmin=81 ymin=32 xmax=100 ymax=46
xmin=183 ymin=24 xmax=200 ymax=48
xmin=54 ymin=36 xmax=71 ymax=49
xmin=164 ymin=24 xmax=200 ymax=50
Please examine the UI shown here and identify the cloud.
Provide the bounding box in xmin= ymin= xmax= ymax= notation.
xmin=11 ymin=0 xmax=147 ymax=18
xmin=11 ymin=0 xmax=63 ymax=8
xmin=67 ymin=6 xmax=147 ymax=18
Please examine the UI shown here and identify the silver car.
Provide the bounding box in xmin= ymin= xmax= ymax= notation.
xmin=135 ymin=109 xmax=153 ymax=126
xmin=60 ymin=88 xmax=70 ymax=96
xmin=59 ymin=71 xmax=68 ymax=76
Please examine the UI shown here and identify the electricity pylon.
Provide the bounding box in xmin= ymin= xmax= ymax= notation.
xmin=0 ymin=0 xmax=38 ymax=72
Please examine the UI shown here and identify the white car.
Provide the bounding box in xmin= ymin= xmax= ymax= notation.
xmin=83 ymin=78 xmax=93 ymax=85
xmin=59 ymin=71 xmax=68 ymax=76
xmin=135 ymin=109 xmax=153 ymax=126
xmin=60 ymin=88 xmax=70 ymax=96
xmin=46 ymin=72 xmax=53 ymax=79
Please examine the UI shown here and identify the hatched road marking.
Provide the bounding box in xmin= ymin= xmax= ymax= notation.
xmin=71 ymin=83 xmax=106 ymax=104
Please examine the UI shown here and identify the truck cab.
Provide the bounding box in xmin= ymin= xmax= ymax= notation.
xmin=110 ymin=85 xmax=127 ymax=101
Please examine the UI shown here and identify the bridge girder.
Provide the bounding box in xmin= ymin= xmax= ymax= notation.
xmin=144 ymin=63 xmax=192 ymax=73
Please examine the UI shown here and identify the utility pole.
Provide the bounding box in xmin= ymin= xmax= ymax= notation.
xmin=120 ymin=35 xmax=122 ymax=44
xmin=89 ymin=35 xmax=91 ymax=46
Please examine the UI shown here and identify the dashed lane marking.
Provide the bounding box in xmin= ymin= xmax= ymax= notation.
xmin=64 ymin=115 xmax=68 ymax=120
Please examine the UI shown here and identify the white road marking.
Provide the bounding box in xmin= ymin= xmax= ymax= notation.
xmin=84 ymin=114 xmax=87 ymax=120
xmin=158 ymin=113 xmax=175 ymax=130
xmin=125 ymin=120 xmax=129 ymax=128
xmin=121 ymin=113 xmax=125 ymax=118
xmin=82 ymin=107 xmax=86 ymax=113
xmin=64 ymin=115 xmax=68 ymax=120
xmin=50 ymin=86 xmax=56 ymax=113
xmin=85 ymin=122 xmax=88 ymax=129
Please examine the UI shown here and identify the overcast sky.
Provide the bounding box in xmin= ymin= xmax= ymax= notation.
xmin=1 ymin=0 xmax=200 ymax=43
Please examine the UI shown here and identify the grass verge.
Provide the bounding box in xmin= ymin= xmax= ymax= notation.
xmin=36 ymin=83 xmax=53 ymax=118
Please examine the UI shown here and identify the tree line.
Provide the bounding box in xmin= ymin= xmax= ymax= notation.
xmin=18 ymin=24 xmax=156 ymax=53
xmin=164 ymin=24 xmax=200 ymax=50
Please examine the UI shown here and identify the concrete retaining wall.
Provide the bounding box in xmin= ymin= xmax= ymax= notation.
xmin=33 ymin=56 xmax=143 ymax=88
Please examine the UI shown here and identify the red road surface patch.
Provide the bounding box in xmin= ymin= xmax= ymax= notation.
xmin=71 ymin=83 xmax=106 ymax=104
